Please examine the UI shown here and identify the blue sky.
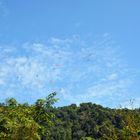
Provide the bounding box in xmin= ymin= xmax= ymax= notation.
xmin=0 ymin=0 xmax=140 ymax=108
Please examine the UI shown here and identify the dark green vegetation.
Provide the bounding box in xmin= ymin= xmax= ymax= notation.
xmin=0 ymin=92 xmax=140 ymax=140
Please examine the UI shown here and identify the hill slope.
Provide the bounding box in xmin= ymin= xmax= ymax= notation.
xmin=0 ymin=94 xmax=140 ymax=139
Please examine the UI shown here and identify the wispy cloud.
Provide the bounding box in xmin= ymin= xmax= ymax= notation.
xmin=0 ymin=34 xmax=139 ymax=107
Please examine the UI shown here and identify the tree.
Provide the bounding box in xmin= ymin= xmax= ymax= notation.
xmin=0 ymin=92 xmax=58 ymax=139
xmin=34 ymin=92 xmax=58 ymax=139
xmin=6 ymin=98 xmax=18 ymax=107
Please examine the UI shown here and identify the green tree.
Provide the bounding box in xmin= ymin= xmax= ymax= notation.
xmin=6 ymin=98 xmax=18 ymax=107
xmin=33 ymin=92 xmax=58 ymax=139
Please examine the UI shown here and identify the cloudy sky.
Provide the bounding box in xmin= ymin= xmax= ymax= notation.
xmin=0 ymin=0 xmax=140 ymax=108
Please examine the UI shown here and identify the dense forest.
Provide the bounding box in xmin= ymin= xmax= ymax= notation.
xmin=0 ymin=92 xmax=140 ymax=140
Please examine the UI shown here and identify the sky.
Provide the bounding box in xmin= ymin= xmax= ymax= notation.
xmin=0 ymin=0 xmax=140 ymax=108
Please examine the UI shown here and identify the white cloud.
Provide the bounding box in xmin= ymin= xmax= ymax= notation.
xmin=107 ymin=73 xmax=118 ymax=81
xmin=0 ymin=79 xmax=4 ymax=85
xmin=0 ymin=35 xmax=139 ymax=107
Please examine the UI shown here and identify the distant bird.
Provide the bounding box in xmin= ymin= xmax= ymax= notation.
xmin=83 ymin=53 xmax=93 ymax=62
xmin=52 ymin=64 xmax=61 ymax=70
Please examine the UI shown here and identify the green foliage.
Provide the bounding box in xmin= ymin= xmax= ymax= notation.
xmin=0 ymin=92 xmax=58 ymax=139
xmin=0 ymin=103 xmax=40 ymax=139
xmin=80 ymin=137 xmax=95 ymax=140
xmin=0 ymin=94 xmax=140 ymax=140
xmin=6 ymin=98 xmax=18 ymax=107
xmin=49 ymin=102 xmax=140 ymax=140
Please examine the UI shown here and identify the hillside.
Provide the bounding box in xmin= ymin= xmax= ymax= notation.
xmin=0 ymin=93 xmax=140 ymax=140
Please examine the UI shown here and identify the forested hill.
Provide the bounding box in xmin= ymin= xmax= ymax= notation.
xmin=51 ymin=103 xmax=140 ymax=140
xmin=0 ymin=93 xmax=140 ymax=140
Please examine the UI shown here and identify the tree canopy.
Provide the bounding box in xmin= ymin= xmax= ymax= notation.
xmin=0 ymin=92 xmax=140 ymax=139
